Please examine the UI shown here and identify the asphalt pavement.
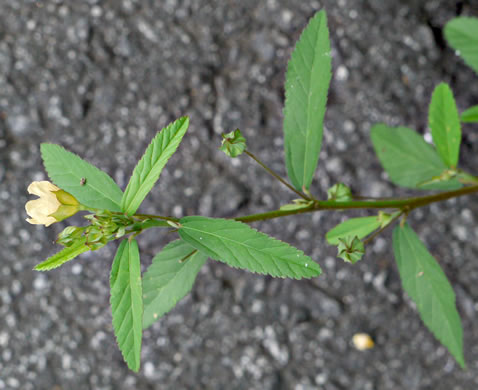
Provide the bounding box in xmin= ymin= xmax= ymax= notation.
xmin=1 ymin=1 xmax=478 ymax=389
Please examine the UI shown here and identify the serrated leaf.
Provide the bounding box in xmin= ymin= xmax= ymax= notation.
xmin=461 ymin=105 xmax=478 ymax=123
xmin=370 ymin=124 xmax=462 ymax=190
xmin=143 ymin=240 xmax=207 ymax=329
xmin=444 ymin=17 xmax=478 ymax=74
xmin=121 ymin=117 xmax=189 ymax=215
xmin=34 ymin=238 xmax=89 ymax=271
xmin=429 ymin=83 xmax=461 ymax=168
xmin=392 ymin=223 xmax=465 ymax=368
xmin=178 ymin=216 xmax=321 ymax=279
xmin=326 ymin=217 xmax=381 ymax=245
xmin=283 ymin=10 xmax=332 ymax=191
xmin=41 ymin=144 xmax=123 ymax=211
xmin=110 ymin=239 xmax=143 ymax=372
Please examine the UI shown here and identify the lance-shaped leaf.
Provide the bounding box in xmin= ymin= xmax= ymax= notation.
xmin=461 ymin=105 xmax=478 ymax=123
xmin=178 ymin=216 xmax=321 ymax=279
xmin=110 ymin=239 xmax=143 ymax=372
xmin=428 ymin=83 xmax=461 ymax=168
xmin=121 ymin=117 xmax=189 ymax=215
xmin=370 ymin=124 xmax=462 ymax=190
xmin=283 ymin=10 xmax=332 ymax=191
xmin=143 ymin=240 xmax=207 ymax=329
xmin=41 ymin=143 xmax=123 ymax=211
xmin=34 ymin=237 xmax=89 ymax=271
xmin=326 ymin=216 xmax=381 ymax=245
xmin=392 ymin=223 xmax=465 ymax=368
xmin=444 ymin=17 xmax=478 ymax=75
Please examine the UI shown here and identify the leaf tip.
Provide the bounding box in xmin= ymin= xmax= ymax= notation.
xmin=178 ymin=115 xmax=190 ymax=128
xmin=128 ymin=361 xmax=141 ymax=372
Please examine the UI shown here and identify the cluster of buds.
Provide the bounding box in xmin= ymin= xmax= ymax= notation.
xmin=58 ymin=211 xmax=134 ymax=251
xmin=26 ymin=181 xmax=138 ymax=251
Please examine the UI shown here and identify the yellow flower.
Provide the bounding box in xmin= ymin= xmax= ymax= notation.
xmin=26 ymin=181 xmax=80 ymax=227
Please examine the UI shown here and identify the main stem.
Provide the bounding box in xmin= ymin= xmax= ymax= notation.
xmin=135 ymin=184 xmax=478 ymax=224
xmin=234 ymin=184 xmax=478 ymax=223
xmin=238 ymin=148 xmax=478 ymax=223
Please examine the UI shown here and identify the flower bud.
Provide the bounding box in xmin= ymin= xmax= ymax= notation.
xmin=337 ymin=235 xmax=365 ymax=264
xmin=219 ymin=129 xmax=247 ymax=157
xmin=327 ymin=183 xmax=352 ymax=202
xmin=56 ymin=226 xmax=85 ymax=247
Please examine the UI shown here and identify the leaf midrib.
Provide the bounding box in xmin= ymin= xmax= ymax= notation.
xmin=145 ymin=252 xmax=199 ymax=300
xmin=123 ymin=121 xmax=187 ymax=213
xmin=431 ymin=92 xmax=452 ymax=164
xmin=400 ymin=228 xmax=461 ymax=357
xmin=50 ymin=159 xmax=122 ymax=208
xmin=302 ymin=19 xmax=322 ymax=190
xmin=181 ymin=224 xmax=312 ymax=270
xmin=111 ymin=241 xmax=141 ymax=371
xmin=127 ymin=241 xmax=141 ymax=368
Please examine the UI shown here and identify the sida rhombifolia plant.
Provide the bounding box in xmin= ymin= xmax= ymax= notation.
xmin=25 ymin=11 xmax=478 ymax=371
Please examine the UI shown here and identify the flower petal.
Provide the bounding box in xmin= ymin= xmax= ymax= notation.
xmin=25 ymin=181 xmax=81 ymax=227
xmin=27 ymin=181 xmax=60 ymax=197
xmin=25 ymin=196 xmax=61 ymax=227
xmin=26 ymin=216 xmax=57 ymax=226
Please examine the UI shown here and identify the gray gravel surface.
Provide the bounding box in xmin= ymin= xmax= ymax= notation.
xmin=1 ymin=0 xmax=478 ymax=389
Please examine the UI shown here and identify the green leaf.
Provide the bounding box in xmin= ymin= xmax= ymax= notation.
xmin=428 ymin=83 xmax=461 ymax=168
xmin=121 ymin=117 xmax=189 ymax=215
xmin=461 ymin=105 xmax=478 ymax=123
xmin=110 ymin=239 xmax=143 ymax=372
xmin=370 ymin=124 xmax=462 ymax=190
xmin=178 ymin=216 xmax=321 ymax=279
xmin=283 ymin=10 xmax=332 ymax=191
xmin=326 ymin=217 xmax=381 ymax=245
xmin=392 ymin=223 xmax=465 ymax=368
xmin=34 ymin=237 xmax=89 ymax=271
xmin=41 ymin=144 xmax=123 ymax=211
xmin=444 ymin=17 xmax=478 ymax=74
xmin=143 ymin=240 xmax=207 ymax=329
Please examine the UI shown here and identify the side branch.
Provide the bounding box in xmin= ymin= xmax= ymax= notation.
xmin=244 ymin=150 xmax=310 ymax=200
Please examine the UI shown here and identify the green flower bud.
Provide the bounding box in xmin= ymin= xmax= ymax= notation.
xmin=57 ymin=226 xmax=85 ymax=247
xmin=337 ymin=235 xmax=365 ymax=264
xmin=219 ymin=129 xmax=247 ymax=157
xmin=327 ymin=183 xmax=352 ymax=202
